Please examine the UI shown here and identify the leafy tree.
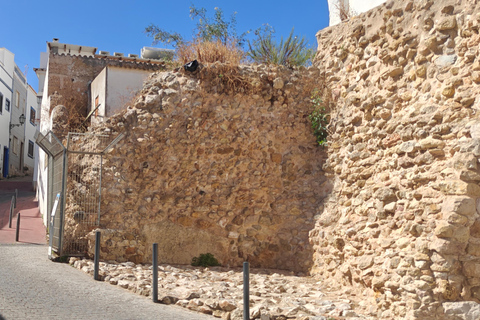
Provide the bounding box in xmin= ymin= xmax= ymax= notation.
xmin=144 ymin=25 xmax=184 ymax=48
xmin=145 ymin=5 xmax=246 ymax=48
xmin=247 ymin=25 xmax=314 ymax=67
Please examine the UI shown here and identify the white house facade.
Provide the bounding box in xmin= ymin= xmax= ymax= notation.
xmin=25 ymin=84 xmax=38 ymax=172
xmin=0 ymin=48 xmax=14 ymax=178
xmin=0 ymin=47 xmax=38 ymax=179
xmin=327 ymin=0 xmax=387 ymax=26
xmin=90 ymin=66 xmax=152 ymax=126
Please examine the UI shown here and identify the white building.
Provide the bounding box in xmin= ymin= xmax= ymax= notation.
xmin=0 ymin=47 xmax=38 ymax=179
xmin=35 ymin=39 xmax=165 ymax=226
xmin=0 ymin=48 xmax=14 ymax=178
xmin=90 ymin=66 xmax=152 ymax=126
xmin=327 ymin=0 xmax=387 ymax=26
xmin=34 ymin=40 xmax=99 ymax=226
xmin=25 ymin=84 xmax=39 ymax=172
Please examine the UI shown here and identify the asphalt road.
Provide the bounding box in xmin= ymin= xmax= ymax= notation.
xmin=0 ymin=244 xmax=214 ymax=320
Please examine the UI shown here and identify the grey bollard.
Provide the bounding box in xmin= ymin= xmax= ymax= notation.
xmin=15 ymin=213 xmax=21 ymax=242
xmin=14 ymin=189 xmax=17 ymax=208
xmin=8 ymin=196 xmax=14 ymax=228
xmin=94 ymin=231 xmax=101 ymax=281
xmin=243 ymin=262 xmax=250 ymax=320
xmin=152 ymin=243 xmax=158 ymax=303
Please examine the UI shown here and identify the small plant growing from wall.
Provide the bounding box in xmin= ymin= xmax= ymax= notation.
xmin=191 ymin=253 xmax=220 ymax=267
xmin=247 ymin=25 xmax=314 ymax=67
xmin=309 ymin=89 xmax=329 ymax=146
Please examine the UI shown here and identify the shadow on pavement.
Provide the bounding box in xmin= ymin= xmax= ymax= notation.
xmin=17 ymin=242 xmax=47 ymax=246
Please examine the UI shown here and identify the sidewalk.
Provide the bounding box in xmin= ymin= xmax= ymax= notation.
xmin=0 ymin=177 xmax=46 ymax=245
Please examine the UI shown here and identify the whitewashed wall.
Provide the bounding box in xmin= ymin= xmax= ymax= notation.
xmin=90 ymin=66 xmax=150 ymax=125
xmin=327 ymin=0 xmax=387 ymax=26
xmin=0 ymin=48 xmax=14 ymax=178
xmin=24 ymin=85 xmax=38 ymax=171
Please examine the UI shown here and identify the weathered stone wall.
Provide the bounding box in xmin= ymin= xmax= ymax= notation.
xmin=58 ymin=1 xmax=480 ymax=318
xmin=90 ymin=65 xmax=328 ymax=273
xmin=310 ymin=0 xmax=480 ymax=319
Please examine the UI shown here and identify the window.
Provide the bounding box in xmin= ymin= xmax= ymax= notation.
xmin=5 ymin=99 xmax=10 ymax=111
xmin=30 ymin=107 xmax=36 ymax=125
xmin=12 ymin=136 xmax=18 ymax=155
xmin=15 ymin=91 xmax=19 ymax=108
xmin=28 ymin=140 xmax=34 ymax=158
xmin=0 ymin=93 xmax=3 ymax=114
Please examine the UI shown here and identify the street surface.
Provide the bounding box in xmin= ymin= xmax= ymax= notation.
xmin=0 ymin=178 xmax=213 ymax=319
xmin=0 ymin=244 xmax=214 ymax=320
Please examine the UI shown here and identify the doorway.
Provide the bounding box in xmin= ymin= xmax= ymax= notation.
xmin=3 ymin=147 xmax=8 ymax=178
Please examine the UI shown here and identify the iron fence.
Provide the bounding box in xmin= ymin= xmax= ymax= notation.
xmin=36 ymin=130 xmax=123 ymax=258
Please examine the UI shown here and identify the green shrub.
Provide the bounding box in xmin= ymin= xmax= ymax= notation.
xmin=309 ymin=89 xmax=329 ymax=146
xmin=191 ymin=253 xmax=220 ymax=267
xmin=247 ymin=26 xmax=313 ymax=67
xmin=54 ymin=255 xmax=69 ymax=263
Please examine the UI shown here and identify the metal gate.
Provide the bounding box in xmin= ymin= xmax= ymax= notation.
xmin=62 ymin=132 xmax=123 ymax=255
xmin=35 ymin=131 xmax=66 ymax=254
xmin=36 ymin=130 xmax=123 ymax=257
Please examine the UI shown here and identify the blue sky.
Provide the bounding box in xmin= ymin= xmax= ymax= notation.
xmin=1 ymin=0 xmax=329 ymax=92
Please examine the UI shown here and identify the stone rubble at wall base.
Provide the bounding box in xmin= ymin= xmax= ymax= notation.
xmin=71 ymin=257 xmax=376 ymax=320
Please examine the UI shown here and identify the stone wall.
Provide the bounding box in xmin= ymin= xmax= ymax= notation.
xmin=88 ymin=64 xmax=328 ymax=273
xmin=57 ymin=0 xmax=480 ymax=318
xmin=310 ymin=0 xmax=480 ymax=319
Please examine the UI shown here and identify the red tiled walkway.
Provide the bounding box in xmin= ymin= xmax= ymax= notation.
xmin=0 ymin=180 xmax=47 ymax=244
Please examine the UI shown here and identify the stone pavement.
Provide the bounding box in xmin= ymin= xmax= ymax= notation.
xmin=0 ymin=244 xmax=214 ymax=320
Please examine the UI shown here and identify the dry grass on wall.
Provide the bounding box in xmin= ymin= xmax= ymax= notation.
xmin=176 ymin=40 xmax=245 ymax=65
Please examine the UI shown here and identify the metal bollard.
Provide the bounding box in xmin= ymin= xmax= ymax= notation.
xmin=14 ymin=189 xmax=17 ymax=208
xmin=94 ymin=231 xmax=101 ymax=281
xmin=152 ymin=243 xmax=158 ymax=303
xmin=15 ymin=213 xmax=21 ymax=242
xmin=8 ymin=196 xmax=14 ymax=228
xmin=243 ymin=262 xmax=250 ymax=320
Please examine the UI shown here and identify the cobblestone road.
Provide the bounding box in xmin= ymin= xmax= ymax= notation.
xmin=0 ymin=244 xmax=214 ymax=320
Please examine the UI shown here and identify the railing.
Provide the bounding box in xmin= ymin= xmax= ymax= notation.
xmin=3 ymin=189 xmax=22 ymax=242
